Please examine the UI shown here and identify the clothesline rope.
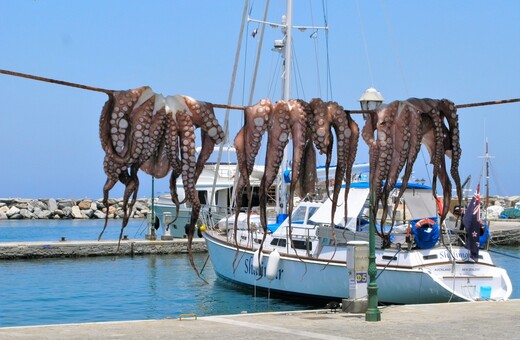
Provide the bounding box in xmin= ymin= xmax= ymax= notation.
xmin=1 ymin=68 xmax=518 ymax=113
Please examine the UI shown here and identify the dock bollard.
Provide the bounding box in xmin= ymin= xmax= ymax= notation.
xmin=161 ymin=212 xmax=174 ymax=240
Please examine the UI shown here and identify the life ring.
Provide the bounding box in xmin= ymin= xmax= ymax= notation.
xmin=415 ymin=218 xmax=436 ymax=228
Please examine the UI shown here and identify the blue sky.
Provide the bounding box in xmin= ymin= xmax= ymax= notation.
xmin=0 ymin=0 xmax=519 ymax=200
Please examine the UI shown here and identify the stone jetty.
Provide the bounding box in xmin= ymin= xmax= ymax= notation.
xmin=0 ymin=198 xmax=151 ymax=220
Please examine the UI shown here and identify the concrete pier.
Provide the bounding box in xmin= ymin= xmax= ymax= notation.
xmin=0 ymin=300 xmax=518 ymax=339
xmin=0 ymin=238 xmax=207 ymax=259
xmin=489 ymin=220 xmax=520 ymax=246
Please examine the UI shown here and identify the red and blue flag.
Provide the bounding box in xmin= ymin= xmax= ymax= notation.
xmin=462 ymin=184 xmax=482 ymax=261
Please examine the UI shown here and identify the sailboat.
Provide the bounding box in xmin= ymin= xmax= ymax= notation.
xmin=156 ymin=0 xmax=513 ymax=303
xmin=203 ymin=151 xmax=512 ymax=303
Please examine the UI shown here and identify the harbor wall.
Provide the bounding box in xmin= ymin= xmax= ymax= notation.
xmin=0 ymin=238 xmax=207 ymax=259
xmin=0 ymin=197 xmax=151 ymax=220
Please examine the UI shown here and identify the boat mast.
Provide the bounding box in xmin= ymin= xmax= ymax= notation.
xmin=485 ymin=138 xmax=490 ymax=209
xmin=249 ymin=0 xmax=327 ymax=219
xmin=278 ymin=0 xmax=293 ymax=218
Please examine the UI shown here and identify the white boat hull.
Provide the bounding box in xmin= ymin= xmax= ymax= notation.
xmin=205 ymin=233 xmax=349 ymax=299
xmin=204 ymin=233 xmax=513 ymax=304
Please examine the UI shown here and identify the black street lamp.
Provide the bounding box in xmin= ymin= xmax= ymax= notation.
xmin=359 ymin=87 xmax=384 ymax=322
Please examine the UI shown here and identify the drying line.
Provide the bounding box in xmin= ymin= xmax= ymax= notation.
xmin=1 ymin=68 xmax=519 ymax=113
xmin=0 ymin=68 xmax=114 ymax=94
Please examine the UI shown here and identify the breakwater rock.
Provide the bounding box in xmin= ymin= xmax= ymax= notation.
xmin=0 ymin=198 xmax=151 ymax=220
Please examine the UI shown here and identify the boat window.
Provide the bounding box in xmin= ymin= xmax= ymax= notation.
xmin=270 ymin=238 xmax=287 ymax=247
xmin=423 ymin=254 xmax=438 ymax=260
xmin=382 ymin=255 xmax=397 ymax=261
xmin=198 ymin=191 xmax=208 ymax=205
xmin=291 ymin=206 xmax=307 ymax=224
xmin=307 ymin=207 xmax=319 ymax=225
xmin=254 ymin=238 xmax=262 ymax=244
xmin=292 ymin=240 xmax=312 ymax=251
xmin=239 ymin=186 xmax=260 ymax=209
xmin=215 ymin=188 xmax=232 ymax=207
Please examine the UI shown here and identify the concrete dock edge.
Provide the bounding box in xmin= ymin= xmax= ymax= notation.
xmin=0 ymin=300 xmax=518 ymax=339
xmin=0 ymin=238 xmax=207 ymax=259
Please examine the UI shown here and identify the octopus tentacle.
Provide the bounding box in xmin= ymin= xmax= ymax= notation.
xmin=380 ymin=102 xmax=411 ymax=230
xmin=258 ymin=100 xmax=291 ymax=267
xmin=328 ymin=101 xmax=351 ymax=232
xmin=99 ymin=87 xmax=149 ymax=164
xmin=168 ymin=96 xmax=203 ymax=278
xmin=297 ymin=101 xmax=317 ymax=199
xmin=438 ymin=99 xmax=462 ymax=209
xmin=163 ymin=96 xmax=185 ymax=223
xmin=343 ymin=114 xmax=360 ymax=221
xmin=287 ymin=99 xmax=309 ymax=237
xmin=298 ymin=129 xmax=317 ymax=198
xmin=232 ymin=99 xmax=271 ymax=267
xmin=98 ymin=156 xmax=120 ymax=240
xmin=389 ymin=103 xmax=424 ymax=227
xmin=308 ymin=98 xmax=333 ymax=198
xmin=374 ymin=102 xmax=398 ymax=235
xmin=183 ymin=97 xmax=225 ymax=181
xmin=118 ymin=164 xmax=140 ymax=241
xmin=361 ymin=110 xmax=379 ymax=187
xmin=140 ymin=94 xmax=170 ymax=178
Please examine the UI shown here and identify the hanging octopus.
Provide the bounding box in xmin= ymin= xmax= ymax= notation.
xmin=258 ymin=100 xmax=291 ymax=254
xmin=286 ymin=100 xmax=311 ymax=227
xmin=163 ymin=95 xmax=225 ymax=278
xmin=406 ymin=98 xmax=462 ymax=227
xmin=364 ymin=98 xmax=462 ymax=247
xmin=99 ymin=89 xmax=226 ymax=276
xmin=232 ymin=99 xmax=272 ymax=237
xmin=328 ymin=102 xmax=359 ymax=226
xmin=98 ymin=87 xmax=164 ymax=241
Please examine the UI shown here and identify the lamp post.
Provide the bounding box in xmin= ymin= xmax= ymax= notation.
xmin=359 ymin=87 xmax=384 ymax=322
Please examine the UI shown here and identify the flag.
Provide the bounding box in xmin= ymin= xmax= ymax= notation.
xmin=463 ymin=184 xmax=481 ymax=261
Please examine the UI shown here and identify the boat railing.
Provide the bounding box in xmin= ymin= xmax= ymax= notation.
xmin=316 ymin=224 xmax=387 ymax=249
xmin=277 ymin=224 xmax=317 ymax=257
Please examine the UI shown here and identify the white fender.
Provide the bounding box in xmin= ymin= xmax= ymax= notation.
xmin=266 ymin=249 xmax=280 ymax=281
xmin=252 ymin=249 xmax=262 ymax=272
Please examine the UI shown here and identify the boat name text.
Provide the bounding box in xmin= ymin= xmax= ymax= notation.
xmin=244 ymin=257 xmax=284 ymax=280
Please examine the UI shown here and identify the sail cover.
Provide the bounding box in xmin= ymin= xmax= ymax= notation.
xmin=309 ymin=183 xmax=370 ymax=230
xmin=402 ymin=188 xmax=437 ymax=219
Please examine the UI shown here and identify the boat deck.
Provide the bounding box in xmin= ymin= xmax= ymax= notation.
xmin=0 ymin=300 xmax=518 ymax=339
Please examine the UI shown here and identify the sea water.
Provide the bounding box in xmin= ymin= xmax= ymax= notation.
xmin=0 ymin=219 xmax=149 ymax=242
xmin=0 ymin=253 xmax=321 ymax=327
xmin=0 ymin=219 xmax=518 ymax=327
xmin=0 ymin=220 xmax=321 ymax=327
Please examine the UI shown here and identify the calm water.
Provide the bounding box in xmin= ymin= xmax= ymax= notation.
xmin=0 ymin=220 xmax=518 ymax=327
xmin=0 ymin=220 xmax=320 ymax=327
xmin=0 ymin=219 xmax=149 ymax=242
